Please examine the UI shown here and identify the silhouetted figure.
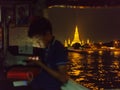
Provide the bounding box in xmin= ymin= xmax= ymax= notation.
xmin=28 ymin=17 xmax=69 ymax=90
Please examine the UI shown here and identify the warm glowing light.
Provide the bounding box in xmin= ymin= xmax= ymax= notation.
xmin=48 ymin=5 xmax=66 ymax=8
xmin=72 ymin=70 xmax=80 ymax=76
xmin=48 ymin=5 xmax=101 ymax=9
xmin=87 ymin=39 xmax=90 ymax=44
xmin=71 ymin=26 xmax=81 ymax=46
xmin=98 ymin=51 xmax=103 ymax=55
xmin=114 ymin=40 xmax=118 ymax=44
xmin=64 ymin=40 xmax=68 ymax=47
xmin=109 ymin=47 xmax=115 ymax=49
xmin=99 ymin=42 xmax=103 ymax=45
xmin=71 ymin=52 xmax=82 ymax=59
xmin=87 ymin=50 xmax=94 ymax=54
xmin=28 ymin=56 xmax=39 ymax=61
xmin=113 ymin=51 xmax=120 ymax=56
xmin=76 ymin=78 xmax=85 ymax=82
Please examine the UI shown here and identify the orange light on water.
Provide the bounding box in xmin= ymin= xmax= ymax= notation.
xmin=98 ymin=50 xmax=103 ymax=55
xmin=87 ymin=50 xmax=94 ymax=54
xmin=113 ymin=51 xmax=120 ymax=56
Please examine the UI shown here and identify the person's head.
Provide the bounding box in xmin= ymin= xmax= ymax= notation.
xmin=28 ymin=17 xmax=53 ymax=47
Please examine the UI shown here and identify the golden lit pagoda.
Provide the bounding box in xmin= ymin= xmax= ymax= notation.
xmin=71 ymin=26 xmax=81 ymax=46
xmin=64 ymin=38 xmax=71 ymax=47
xmin=64 ymin=40 xmax=68 ymax=47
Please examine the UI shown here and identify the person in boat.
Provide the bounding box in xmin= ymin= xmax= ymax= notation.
xmin=28 ymin=17 xmax=69 ymax=90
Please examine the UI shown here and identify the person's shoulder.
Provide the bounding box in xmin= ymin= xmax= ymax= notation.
xmin=54 ymin=40 xmax=64 ymax=47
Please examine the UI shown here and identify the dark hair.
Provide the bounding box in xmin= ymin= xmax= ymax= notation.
xmin=28 ymin=17 xmax=52 ymax=38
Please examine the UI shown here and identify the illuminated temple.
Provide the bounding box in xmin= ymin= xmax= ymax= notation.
xmin=71 ymin=26 xmax=81 ymax=46
xmin=64 ymin=25 xmax=90 ymax=47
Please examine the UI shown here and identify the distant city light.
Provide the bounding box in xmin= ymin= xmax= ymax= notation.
xmin=48 ymin=5 xmax=102 ymax=9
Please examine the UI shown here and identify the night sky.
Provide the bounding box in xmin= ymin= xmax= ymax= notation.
xmin=47 ymin=7 xmax=120 ymax=44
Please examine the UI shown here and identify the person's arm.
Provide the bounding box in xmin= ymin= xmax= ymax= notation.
xmin=32 ymin=60 xmax=69 ymax=83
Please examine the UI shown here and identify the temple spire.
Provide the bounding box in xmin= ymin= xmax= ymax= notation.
xmin=64 ymin=40 xmax=68 ymax=47
xmin=71 ymin=26 xmax=81 ymax=46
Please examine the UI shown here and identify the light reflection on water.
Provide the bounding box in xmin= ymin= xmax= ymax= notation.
xmin=68 ymin=51 xmax=120 ymax=90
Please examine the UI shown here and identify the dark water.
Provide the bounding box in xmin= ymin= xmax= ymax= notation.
xmin=68 ymin=50 xmax=120 ymax=90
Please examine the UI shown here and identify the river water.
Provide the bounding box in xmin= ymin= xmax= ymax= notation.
xmin=67 ymin=50 xmax=120 ymax=90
